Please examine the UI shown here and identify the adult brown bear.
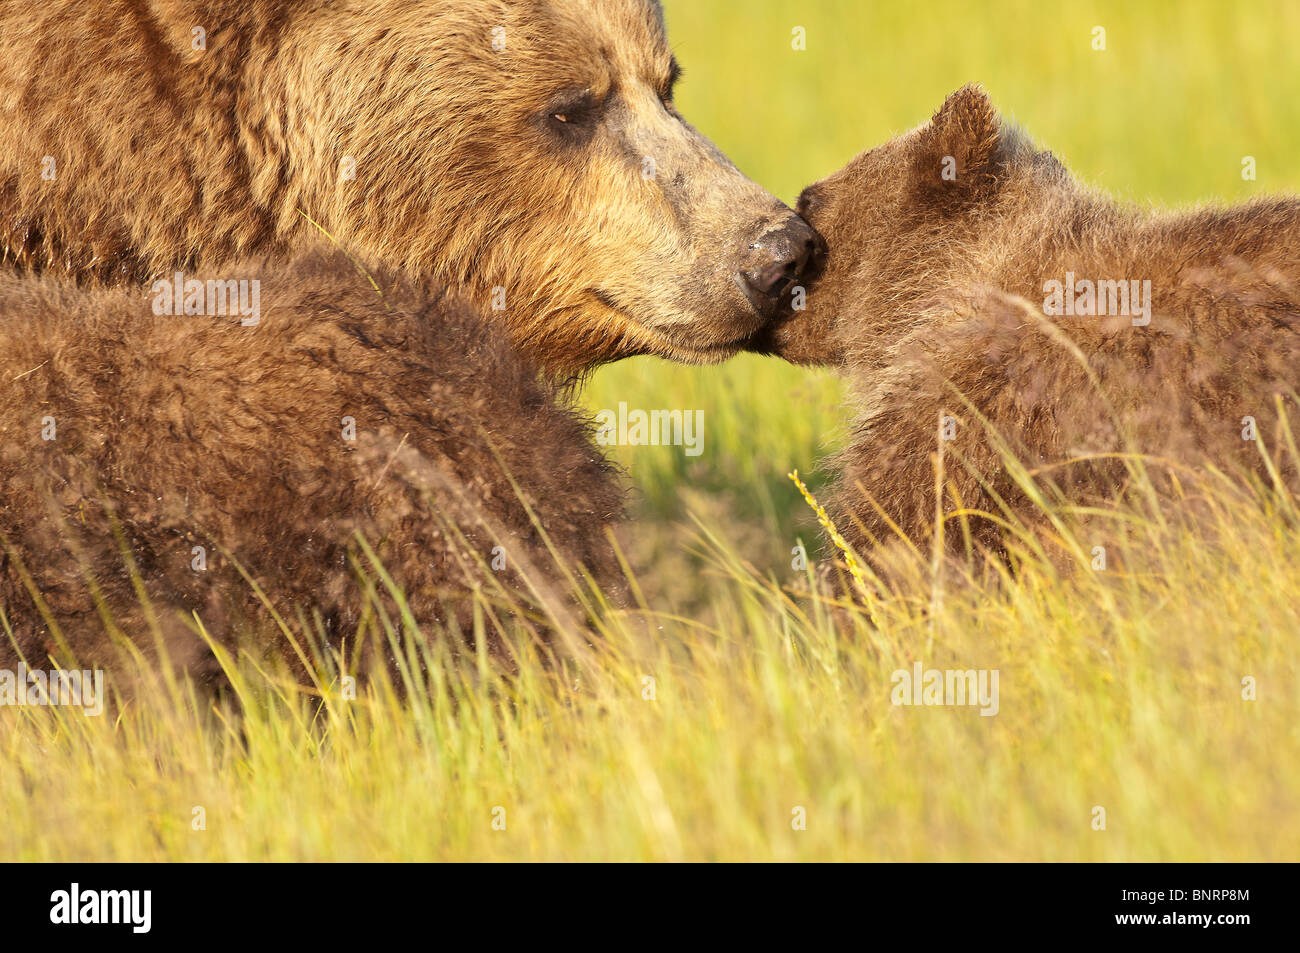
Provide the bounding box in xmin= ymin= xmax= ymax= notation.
xmin=0 ymin=0 xmax=819 ymax=682
xmin=759 ymin=86 xmax=1300 ymax=566
xmin=0 ymin=0 xmax=818 ymax=376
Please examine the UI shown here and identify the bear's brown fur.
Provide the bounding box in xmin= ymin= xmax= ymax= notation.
xmin=0 ymin=252 xmax=624 ymax=682
xmin=0 ymin=0 xmax=816 ymax=377
xmin=761 ymin=86 xmax=1300 ymax=563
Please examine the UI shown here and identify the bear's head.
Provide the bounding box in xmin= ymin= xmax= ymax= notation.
xmin=752 ymin=85 xmax=1067 ymax=366
xmin=261 ymin=0 xmax=821 ymax=375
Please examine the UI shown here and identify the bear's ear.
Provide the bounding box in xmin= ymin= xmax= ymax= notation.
xmin=908 ymin=85 xmax=1005 ymax=210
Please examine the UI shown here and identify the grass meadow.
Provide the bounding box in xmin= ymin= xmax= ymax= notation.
xmin=4 ymin=0 xmax=1300 ymax=861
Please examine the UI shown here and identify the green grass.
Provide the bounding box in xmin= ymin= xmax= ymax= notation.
xmin=5 ymin=0 xmax=1300 ymax=861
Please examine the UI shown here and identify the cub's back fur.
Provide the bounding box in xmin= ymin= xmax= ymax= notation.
xmin=0 ymin=252 xmax=624 ymax=683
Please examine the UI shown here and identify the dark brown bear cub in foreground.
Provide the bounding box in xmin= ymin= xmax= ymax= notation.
xmin=760 ymin=86 xmax=1300 ymax=563
xmin=0 ymin=253 xmax=623 ymax=683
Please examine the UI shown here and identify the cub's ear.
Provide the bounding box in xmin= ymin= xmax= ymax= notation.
xmin=909 ymin=84 xmax=1005 ymax=209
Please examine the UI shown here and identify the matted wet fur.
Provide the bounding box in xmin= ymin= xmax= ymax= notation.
xmin=0 ymin=252 xmax=624 ymax=686
xmin=759 ymin=86 xmax=1300 ymax=564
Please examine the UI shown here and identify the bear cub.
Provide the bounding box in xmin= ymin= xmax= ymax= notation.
xmin=763 ymin=85 xmax=1300 ymax=565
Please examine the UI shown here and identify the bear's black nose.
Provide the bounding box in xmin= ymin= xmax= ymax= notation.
xmin=739 ymin=215 xmax=824 ymax=307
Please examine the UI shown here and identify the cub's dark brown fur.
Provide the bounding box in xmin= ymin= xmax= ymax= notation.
xmin=0 ymin=253 xmax=623 ymax=681
xmin=763 ymin=86 xmax=1300 ymax=562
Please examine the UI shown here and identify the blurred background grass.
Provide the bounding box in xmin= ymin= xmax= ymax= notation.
xmin=585 ymin=0 xmax=1300 ymax=570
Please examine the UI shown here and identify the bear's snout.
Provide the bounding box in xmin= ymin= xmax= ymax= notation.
xmin=737 ymin=214 xmax=825 ymax=313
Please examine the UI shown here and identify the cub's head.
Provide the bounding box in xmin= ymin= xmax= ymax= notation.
xmin=753 ymin=85 xmax=1063 ymax=366
xmin=281 ymin=0 xmax=820 ymax=376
